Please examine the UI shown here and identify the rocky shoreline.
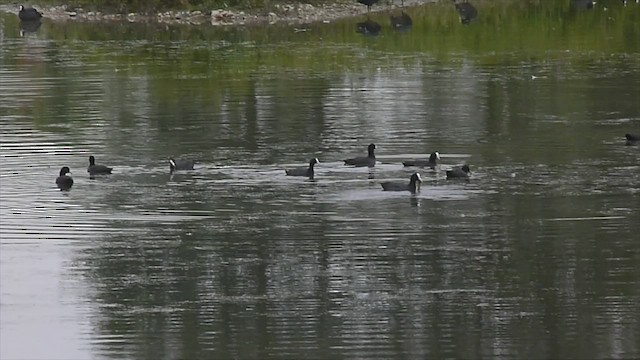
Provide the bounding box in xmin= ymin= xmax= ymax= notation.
xmin=3 ymin=1 xmax=430 ymax=27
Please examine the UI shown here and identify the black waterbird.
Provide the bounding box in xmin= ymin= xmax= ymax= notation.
xmin=285 ymin=158 xmax=320 ymax=179
xmin=56 ymin=166 xmax=73 ymax=191
xmin=344 ymin=143 xmax=377 ymax=167
xmin=18 ymin=5 xmax=43 ymax=21
xmin=381 ymin=172 xmax=422 ymax=193
xmin=87 ymin=155 xmax=113 ymax=175
xmin=446 ymin=164 xmax=471 ymax=179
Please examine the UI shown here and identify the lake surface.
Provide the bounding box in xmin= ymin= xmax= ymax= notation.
xmin=1 ymin=1 xmax=639 ymax=359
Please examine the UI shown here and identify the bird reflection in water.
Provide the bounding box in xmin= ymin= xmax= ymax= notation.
xmin=452 ymin=0 xmax=477 ymax=24
xmin=390 ymin=0 xmax=412 ymax=32
xmin=19 ymin=20 xmax=42 ymax=36
xmin=410 ymin=196 xmax=420 ymax=207
xmin=571 ymin=0 xmax=596 ymax=9
xmin=390 ymin=11 xmax=412 ymax=32
xmin=356 ymin=18 xmax=382 ymax=36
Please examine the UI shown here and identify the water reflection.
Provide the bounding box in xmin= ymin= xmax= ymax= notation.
xmin=389 ymin=11 xmax=412 ymax=32
xmin=453 ymin=0 xmax=478 ymax=24
xmin=571 ymin=0 xmax=596 ymax=9
xmin=19 ymin=19 xmax=42 ymax=35
xmin=356 ymin=18 xmax=381 ymax=36
xmin=409 ymin=195 xmax=420 ymax=207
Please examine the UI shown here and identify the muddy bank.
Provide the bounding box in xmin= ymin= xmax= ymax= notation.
xmin=2 ymin=1 xmax=432 ymax=26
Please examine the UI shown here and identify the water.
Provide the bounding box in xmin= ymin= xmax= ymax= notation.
xmin=1 ymin=1 xmax=640 ymax=359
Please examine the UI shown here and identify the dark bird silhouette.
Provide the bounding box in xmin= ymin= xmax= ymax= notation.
xmin=452 ymin=0 xmax=477 ymax=24
xmin=390 ymin=11 xmax=412 ymax=32
xmin=169 ymin=158 xmax=195 ymax=173
xmin=344 ymin=143 xmax=377 ymax=167
xmin=625 ymin=133 xmax=639 ymax=146
xmin=87 ymin=155 xmax=113 ymax=175
xmin=381 ymin=172 xmax=422 ymax=193
xmin=356 ymin=18 xmax=382 ymax=36
xmin=402 ymin=151 xmax=440 ymax=169
xmin=56 ymin=166 xmax=73 ymax=191
xmin=446 ymin=165 xmax=471 ymax=179
xmin=357 ymin=0 xmax=380 ymax=12
xmin=285 ymin=158 xmax=320 ymax=179
xmin=18 ymin=5 xmax=42 ymax=21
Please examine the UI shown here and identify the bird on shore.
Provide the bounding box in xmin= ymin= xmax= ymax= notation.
xmin=87 ymin=155 xmax=113 ymax=175
xmin=402 ymin=151 xmax=440 ymax=169
xmin=381 ymin=172 xmax=422 ymax=193
xmin=56 ymin=167 xmax=73 ymax=191
xmin=357 ymin=0 xmax=380 ymax=12
xmin=285 ymin=158 xmax=320 ymax=179
xmin=169 ymin=158 xmax=195 ymax=172
xmin=344 ymin=143 xmax=377 ymax=167
xmin=625 ymin=133 xmax=639 ymax=146
xmin=452 ymin=0 xmax=477 ymax=24
xmin=446 ymin=165 xmax=471 ymax=179
xmin=18 ymin=5 xmax=43 ymax=21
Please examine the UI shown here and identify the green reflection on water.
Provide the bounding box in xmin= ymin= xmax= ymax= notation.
xmin=4 ymin=0 xmax=640 ymax=63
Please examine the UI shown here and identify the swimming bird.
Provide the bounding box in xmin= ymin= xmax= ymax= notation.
xmin=56 ymin=166 xmax=73 ymax=191
xmin=356 ymin=18 xmax=382 ymax=36
xmin=18 ymin=5 xmax=42 ymax=21
xmin=625 ymin=133 xmax=639 ymax=146
xmin=169 ymin=158 xmax=195 ymax=172
xmin=390 ymin=11 xmax=412 ymax=31
xmin=446 ymin=165 xmax=471 ymax=179
xmin=402 ymin=151 xmax=440 ymax=168
xmin=87 ymin=155 xmax=113 ymax=175
xmin=452 ymin=0 xmax=477 ymax=24
xmin=357 ymin=0 xmax=380 ymax=12
xmin=381 ymin=172 xmax=422 ymax=193
xmin=285 ymin=158 xmax=320 ymax=179
xmin=344 ymin=143 xmax=376 ymax=167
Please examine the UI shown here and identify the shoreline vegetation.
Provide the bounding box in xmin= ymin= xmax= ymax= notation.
xmin=3 ymin=0 xmax=434 ymax=26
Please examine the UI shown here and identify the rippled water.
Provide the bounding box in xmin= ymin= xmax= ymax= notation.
xmin=1 ymin=3 xmax=640 ymax=359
